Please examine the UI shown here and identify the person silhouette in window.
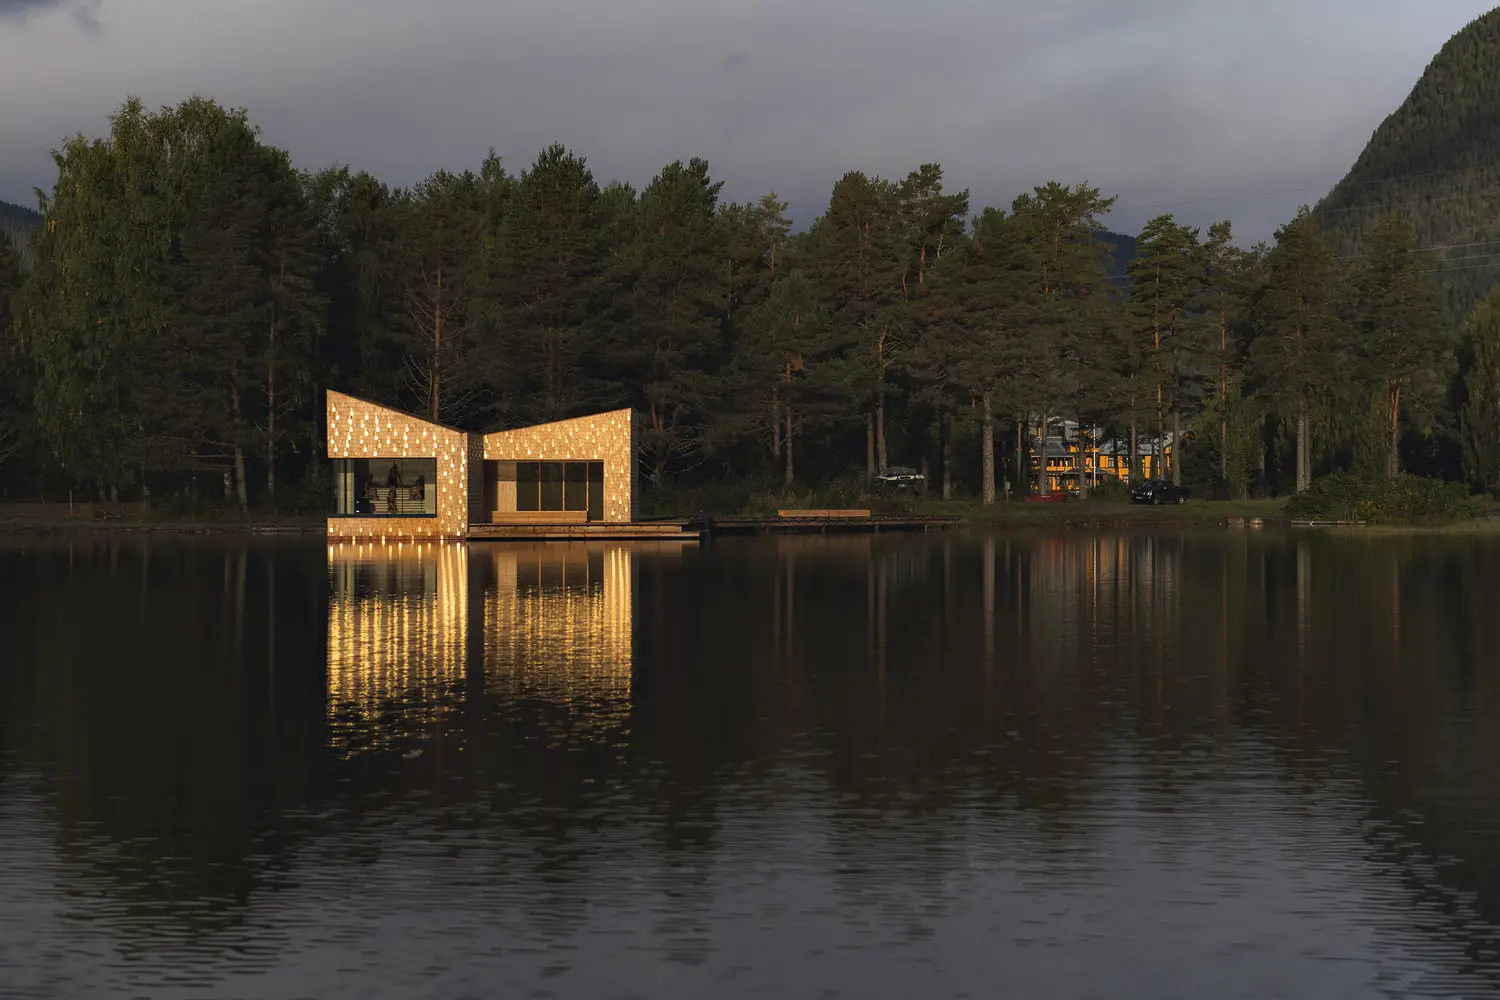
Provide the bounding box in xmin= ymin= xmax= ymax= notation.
xmin=385 ymin=463 xmax=401 ymax=513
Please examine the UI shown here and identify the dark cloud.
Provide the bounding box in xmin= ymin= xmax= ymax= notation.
xmin=0 ymin=0 xmax=1496 ymax=242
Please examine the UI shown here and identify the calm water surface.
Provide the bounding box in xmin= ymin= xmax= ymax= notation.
xmin=3 ymin=530 xmax=1500 ymax=999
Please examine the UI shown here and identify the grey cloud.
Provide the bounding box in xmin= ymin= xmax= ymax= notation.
xmin=0 ymin=0 xmax=1495 ymax=243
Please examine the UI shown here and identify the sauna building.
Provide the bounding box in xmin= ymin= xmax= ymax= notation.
xmin=326 ymin=390 xmax=645 ymax=539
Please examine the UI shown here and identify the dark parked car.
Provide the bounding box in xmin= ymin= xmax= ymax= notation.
xmin=1130 ymin=479 xmax=1191 ymax=505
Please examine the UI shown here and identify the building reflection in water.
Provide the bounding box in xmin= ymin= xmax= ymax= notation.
xmin=325 ymin=540 xmax=643 ymax=756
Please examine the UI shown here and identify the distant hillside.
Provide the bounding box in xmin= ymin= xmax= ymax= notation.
xmin=0 ymin=199 xmax=41 ymax=257
xmin=1315 ymin=8 xmax=1500 ymax=319
xmin=1098 ymin=230 xmax=1137 ymax=280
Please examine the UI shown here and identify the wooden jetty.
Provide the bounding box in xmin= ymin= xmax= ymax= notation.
xmin=463 ymin=511 xmax=964 ymax=542
xmin=702 ymin=512 xmax=962 ymax=537
xmin=468 ymin=520 xmax=702 ymax=542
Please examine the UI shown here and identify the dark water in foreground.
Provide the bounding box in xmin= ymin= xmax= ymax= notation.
xmin=3 ymin=531 xmax=1500 ymax=999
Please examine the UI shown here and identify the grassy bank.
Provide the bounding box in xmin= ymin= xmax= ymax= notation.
xmin=0 ymin=502 xmax=324 ymax=533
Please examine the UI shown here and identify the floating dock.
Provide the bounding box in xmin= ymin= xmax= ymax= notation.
xmin=699 ymin=514 xmax=962 ymax=537
xmin=467 ymin=520 xmax=702 ymax=542
xmin=462 ymin=514 xmax=963 ymax=542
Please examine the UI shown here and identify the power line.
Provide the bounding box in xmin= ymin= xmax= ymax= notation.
xmin=1111 ymin=164 xmax=1500 ymax=216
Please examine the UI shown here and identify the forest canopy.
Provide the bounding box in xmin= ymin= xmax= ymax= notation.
xmin=3 ymin=33 xmax=1500 ymax=513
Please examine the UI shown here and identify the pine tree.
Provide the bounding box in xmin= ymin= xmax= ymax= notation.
xmin=1351 ymin=214 xmax=1448 ymax=477
xmin=1248 ymin=207 xmax=1345 ymax=492
xmin=614 ymin=158 xmax=726 ymax=485
xmin=1461 ymin=287 xmax=1500 ymax=491
xmin=1011 ymin=182 xmax=1116 ymax=495
xmin=926 ymin=207 xmax=1034 ymax=502
xmin=1199 ymin=220 xmax=1253 ymax=490
xmin=804 ymin=171 xmax=905 ymax=477
xmin=485 ymin=144 xmax=613 ymax=423
xmin=1128 ymin=214 xmax=1200 ymax=485
xmin=0 ymin=230 xmax=26 ymax=468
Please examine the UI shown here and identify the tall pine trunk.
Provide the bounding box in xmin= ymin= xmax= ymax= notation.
xmin=771 ymin=391 xmax=780 ymax=461
xmin=941 ymin=413 xmax=954 ymax=500
xmin=1171 ymin=410 xmax=1181 ymax=486
xmin=1387 ymin=382 xmax=1401 ymax=478
xmin=1038 ymin=412 xmax=1050 ymax=495
xmin=231 ymin=381 xmax=248 ymax=513
xmin=981 ymin=392 xmax=995 ymax=505
xmin=1130 ymin=417 xmax=1139 ymax=483
xmin=875 ymin=330 xmax=888 ymax=475
xmin=1015 ymin=418 xmax=1026 ymax=497
xmin=1295 ymin=411 xmax=1310 ymax=493
xmin=866 ymin=412 xmax=876 ymax=480
xmin=785 ymin=405 xmax=794 ymax=485
xmin=430 ymin=268 xmax=443 ymax=422
xmin=1077 ymin=425 xmax=1089 ymax=499
xmin=266 ymin=313 xmax=277 ymax=498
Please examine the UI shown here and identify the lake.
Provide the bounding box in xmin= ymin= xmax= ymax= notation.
xmin=2 ymin=530 xmax=1500 ymax=999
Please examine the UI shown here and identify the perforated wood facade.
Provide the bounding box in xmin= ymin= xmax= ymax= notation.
xmin=325 ymin=391 xmax=640 ymax=539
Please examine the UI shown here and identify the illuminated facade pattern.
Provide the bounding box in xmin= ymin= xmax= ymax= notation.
xmin=482 ymin=410 xmax=641 ymax=523
xmin=325 ymin=391 xmax=471 ymax=538
xmin=326 ymin=390 xmax=642 ymax=537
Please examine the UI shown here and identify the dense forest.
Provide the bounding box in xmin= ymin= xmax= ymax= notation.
xmin=0 ymin=201 xmax=40 ymax=262
xmin=3 ymin=11 xmax=1500 ymax=515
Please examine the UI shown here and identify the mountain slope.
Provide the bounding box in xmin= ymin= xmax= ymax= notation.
xmin=1315 ymin=8 xmax=1500 ymax=319
xmin=0 ymin=200 xmax=41 ymax=256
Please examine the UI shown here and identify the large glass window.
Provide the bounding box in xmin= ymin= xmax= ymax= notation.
xmin=505 ymin=460 xmax=605 ymax=516
xmin=331 ymin=458 xmax=438 ymax=516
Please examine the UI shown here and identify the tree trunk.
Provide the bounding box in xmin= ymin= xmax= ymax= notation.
xmin=876 ymin=387 xmax=888 ymax=476
xmin=941 ymin=413 xmax=954 ymax=500
xmin=785 ymin=405 xmax=794 ymax=485
xmin=1077 ymin=425 xmax=1089 ymax=500
xmin=266 ymin=315 xmax=277 ymax=498
xmin=234 ymin=445 xmax=248 ymax=513
xmin=431 ymin=268 xmax=443 ymax=423
xmin=231 ymin=381 xmax=248 ymax=513
xmin=1171 ymin=410 xmax=1181 ymax=486
xmin=1130 ymin=417 xmax=1139 ymax=483
xmin=771 ymin=392 xmax=780 ymax=461
xmin=1015 ymin=418 xmax=1026 ymax=497
xmin=1295 ymin=411 xmax=1309 ymax=493
xmin=1038 ymin=412 xmax=1050 ymax=495
xmin=981 ymin=392 xmax=996 ymax=505
xmin=1387 ymin=382 xmax=1401 ymax=479
xmin=866 ymin=411 xmax=876 ymax=480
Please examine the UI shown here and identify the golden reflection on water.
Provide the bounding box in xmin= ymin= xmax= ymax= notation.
xmin=325 ymin=541 xmax=637 ymax=754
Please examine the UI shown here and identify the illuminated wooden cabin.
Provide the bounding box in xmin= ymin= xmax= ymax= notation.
xmin=326 ymin=390 xmax=646 ymax=540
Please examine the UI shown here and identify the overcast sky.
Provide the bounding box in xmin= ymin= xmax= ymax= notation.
xmin=0 ymin=0 xmax=1494 ymax=243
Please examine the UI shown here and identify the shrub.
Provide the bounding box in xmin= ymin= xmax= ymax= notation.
xmin=1089 ymin=478 xmax=1130 ymax=501
xmin=1283 ymin=473 xmax=1474 ymax=523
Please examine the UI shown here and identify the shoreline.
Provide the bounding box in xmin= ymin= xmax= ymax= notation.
xmin=2 ymin=498 xmax=1495 ymax=535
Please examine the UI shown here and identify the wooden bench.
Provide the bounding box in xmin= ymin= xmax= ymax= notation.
xmin=777 ymin=509 xmax=872 ymax=519
xmin=490 ymin=510 xmax=589 ymax=523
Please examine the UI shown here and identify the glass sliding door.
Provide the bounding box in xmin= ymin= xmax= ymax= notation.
xmin=564 ymin=462 xmax=588 ymax=511
xmin=539 ymin=462 xmax=564 ymax=510
xmin=587 ymin=462 xmax=604 ymax=520
xmin=517 ymin=462 xmax=541 ymax=511
xmin=494 ymin=459 xmax=605 ymax=519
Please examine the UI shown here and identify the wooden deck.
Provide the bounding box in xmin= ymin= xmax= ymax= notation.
xmin=704 ymin=514 xmax=962 ymax=536
xmin=467 ymin=519 xmax=702 ymax=541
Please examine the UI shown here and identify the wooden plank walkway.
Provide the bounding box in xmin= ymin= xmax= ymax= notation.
xmin=705 ymin=515 xmax=962 ymax=537
xmin=467 ymin=520 xmax=702 ymax=542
